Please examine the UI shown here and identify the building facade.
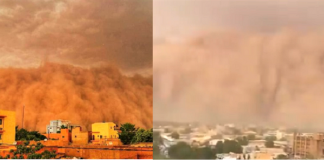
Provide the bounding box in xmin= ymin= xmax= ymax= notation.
xmin=46 ymin=119 xmax=81 ymax=134
xmin=91 ymin=122 xmax=122 ymax=146
xmin=91 ymin=122 xmax=119 ymax=140
xmin=72 ymin=126 xmax=91 ymax=145
xmin=292 ymin=133 xmax=324 ymax=158
xmin=46 ymin=120 xmax=70 ymax=134
xmin=43 ymin=128 xmax=71 ymax=143
xmin=0 ymin=110 xmax=16 ymax=144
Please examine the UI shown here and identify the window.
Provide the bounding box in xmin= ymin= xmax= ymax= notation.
xmin=0 ymin=119 xmax=2 ymax=125
xmin=75 ymin=135 xmax=77 ymax=138
xmin=62 ymin=136 xmax=65 ymax=138
xmin=0 ymin=134 xmax=2 ymax=140
xmin=100 ymin=135 xmax=102 ymax=139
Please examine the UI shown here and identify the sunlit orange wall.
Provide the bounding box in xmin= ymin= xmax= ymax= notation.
xmin=63 ymin=147 xmax=152 ymax=159
xmin=42 ymin=129 xmax=71 ymax=142
xmin=71 ymin=127 xmax=90 ymax=145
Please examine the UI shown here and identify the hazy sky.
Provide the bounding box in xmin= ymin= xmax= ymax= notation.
xmin=154 ymin=0 xmax=324 ymax=40
xmin=153 ymin=0 xmax=324 ymax=129
xmin=0 ymin=0 xmax=152 ymax=74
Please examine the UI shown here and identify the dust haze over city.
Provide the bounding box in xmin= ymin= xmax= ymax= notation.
xmin=153 ymin=0 xmax=324 ymax=130
xmin=0 ymin=0 xmax=152 ymax=131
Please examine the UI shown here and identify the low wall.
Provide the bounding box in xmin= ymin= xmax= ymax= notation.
xmin=0 ymin=143 xmax=153 ymax=159
xmin=29 ymin=140 xmax=69 ymax=146
xmin=60 ymin=146 xmax=153 ymax=159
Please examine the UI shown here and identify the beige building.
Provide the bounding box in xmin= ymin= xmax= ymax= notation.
xmin=292 ymin=133 xmax=324 ymax=158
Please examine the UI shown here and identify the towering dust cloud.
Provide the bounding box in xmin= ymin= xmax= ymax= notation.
xmin=154 ymin=0 xmax=324 ymax=130
xmin=0 ymin=63 xmax=152 ymax=131
xmin=154 ymin=29 xmax=324 ymax=129
xmin=0 ymin=0 xmax=153 ymax=131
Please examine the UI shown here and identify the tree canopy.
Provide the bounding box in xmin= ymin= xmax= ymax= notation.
xmin=170 ymin=132 xmax=180 ymax=139
xmin=236 ymin=136 xmax=249 ymax=146
xmin=0 ymin=141 xmax=56 ymax=159
xmin=118 ymin=123 xmax=153 ymax=145
xmin=16 ymin=126 xmax=46 ymax=141
xmin=265 ymin=136 xmax=277 ymax=141
xmin=168 ymin=142 xmax=216 ymax=159
xmin=247 ymin=134 xmax=256 ymax=140
xmin=132 ymin=128 xmax=153 ymax=144
xmin=222 ymin=139 xmax=243 ymax=153
xmin=265 ymin=139 xmax=275 ymax=148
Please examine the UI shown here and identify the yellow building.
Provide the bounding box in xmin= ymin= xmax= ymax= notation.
xmin=0 ymin=110 xmax=16 ymax=144
xmin=91 ymin=122 xmax=119 ymax=141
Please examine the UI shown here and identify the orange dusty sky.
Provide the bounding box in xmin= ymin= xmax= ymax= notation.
xmin=0 ymin=0 xmax=152 ymax=131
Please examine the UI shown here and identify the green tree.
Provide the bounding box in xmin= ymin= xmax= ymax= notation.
xmin=247 ymin=134 xmax=256 ymax=140
xmin=236 ymin=136 xmax=249 ymax=146
xmin=153 ymin=143 xmax=160 ymax=157
xmin=27 ymin=135 xmax=36 ymax=140
xmin=16 ymin=128 xmax=47 ymax=141
xmin=118 ymin=123 xmax=137 ymax=145
xmin=215 ymin=141 xmax=224 ymax=154
xmin=153 ymin=131 xmax=163 ymax=145
xmin=60 ymin=125 xmax=68 ymax=129
xmin=16 ymin=128 xmax=28 ymax=140
xmin=132 ymin=128 xmax=153 ymax=143
xmin=194 ymin=147 xmax=216 ymax=159
xmin=170 ymin=132 xmax=180 ymax=139
xmin=223 ymin=140 xmax=243 ymax=153
xmin=265 ymin=136 xmax=277 ymax=141
xmin=168 ymin=142 xmax=194 ymax=159
xmin=265 ymin=140 xmax=275 ymax=148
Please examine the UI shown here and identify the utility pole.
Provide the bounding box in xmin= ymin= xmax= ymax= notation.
xmin=22 ymin=105 xmax=25 ymax=129
xmin=48 ymin=127 xmax=50 ymax=139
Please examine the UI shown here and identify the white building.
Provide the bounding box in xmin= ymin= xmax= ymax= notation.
xmin=46 ymin=120 xmax=69 ymax=133
xmin=46 ymin=119 xmax=80 ymax=133
xmin=263 ymin=130 xmax=285 ymax=140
